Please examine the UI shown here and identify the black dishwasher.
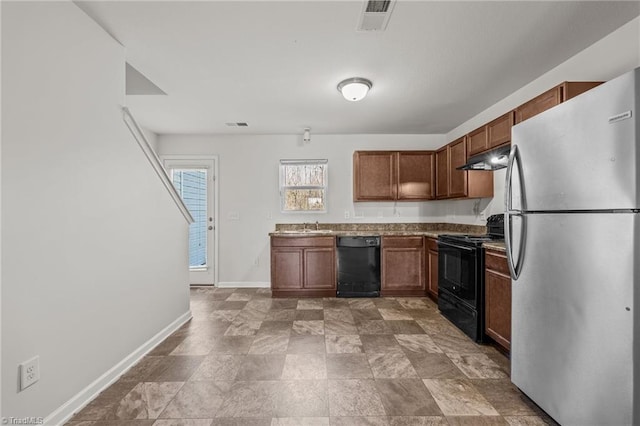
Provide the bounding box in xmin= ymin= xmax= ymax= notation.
xmin=336 ymin=236 xmax=381 ymax=297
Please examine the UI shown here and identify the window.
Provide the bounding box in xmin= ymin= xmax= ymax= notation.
xmin=279 ymin=159 xmax=328 ymax=212
xmin=171 ymin=169 xmax=207 ymax=268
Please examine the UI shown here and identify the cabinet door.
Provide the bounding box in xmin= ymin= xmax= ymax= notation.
xmin=382 ymin=237 xmax=425 ymax=294
xmin=426 ymin=238 xmax=439 ymax=301
xmin=271 ymin=248 xmax=303 ymax=289
xmin=488 ymin=111 xmax=514 ymax=149
xmin=562 ymin=81 xmax=602 ymax=101
xmin=448 ymin=137 xmax=468 ymax=198
xmin=485 ymin=250 xmax=511 ymax=351
xmin=304 ymin=248 xmax=336 ymax=290
xmin=435 ymin=147 xmax=449 ymax=199
xmin=515 ymin=86 xmax=562 ymax=124
xmin=397 ymin=151 xmax=435 ymax=200
xmin=467 ymin=126 xmax=488 ymax=156
xmin=353 ymin=151 xmax=396 ymax=201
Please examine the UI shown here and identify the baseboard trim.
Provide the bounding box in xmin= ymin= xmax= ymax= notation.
xmin=45 ymin=310 xmax=192 ymax=425
xmin=217 ymin=281 xmax=270 ymax=288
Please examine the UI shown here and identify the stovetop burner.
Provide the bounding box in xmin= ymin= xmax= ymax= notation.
xmin=438 ymin=214 xmax=505 ymax=247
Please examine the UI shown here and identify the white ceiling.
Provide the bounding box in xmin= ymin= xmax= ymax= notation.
xmin=76 ymin=1 xmax=640 ymax=135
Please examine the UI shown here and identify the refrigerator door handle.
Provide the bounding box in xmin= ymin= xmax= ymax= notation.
xmin=505 ymin=144 xmax=526 ymax=280
xmin=505 ymin=144 xmax=525 ymax=214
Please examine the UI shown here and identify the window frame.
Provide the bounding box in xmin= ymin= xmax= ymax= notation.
xmin=279 ymin=159 xmax=328 ymax=213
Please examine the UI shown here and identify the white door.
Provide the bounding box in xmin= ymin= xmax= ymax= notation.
xmin=163 ymin=157 xmax=217 ymax=285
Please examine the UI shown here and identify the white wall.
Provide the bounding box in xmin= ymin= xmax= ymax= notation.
xmin=1 ymin=2 xmax=190 ymax=420
xmin=143 ymin=127 xmax=160 ymax=153
xmin=445 ymin=16 xmax=640 ymax=224
xmin=0 ymin=1 xmax=3 ymax=419
xmin=158 ymin=134 xmax=448 ymax=284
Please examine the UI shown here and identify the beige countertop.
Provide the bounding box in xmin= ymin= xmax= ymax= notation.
xmin=271 ymin=224 xmax=506 ymax=252
xmin=270 ymin=222 xmax=486 ymax=239
xmin=269 ymin=230 xmax=449 ymax=238
xmin=483 ymin=241 xmax=506 ymax=252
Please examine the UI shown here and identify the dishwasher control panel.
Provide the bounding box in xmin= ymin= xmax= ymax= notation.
xmin=337 ymin=236 xmax=381 ymax=248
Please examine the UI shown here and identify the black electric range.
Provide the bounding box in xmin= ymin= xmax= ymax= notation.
xmin=437 ymin=214 xmax=504 ymax=342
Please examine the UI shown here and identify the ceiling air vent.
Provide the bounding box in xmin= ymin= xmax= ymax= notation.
xmin=357 ymin=0 xmax=396 ymax=32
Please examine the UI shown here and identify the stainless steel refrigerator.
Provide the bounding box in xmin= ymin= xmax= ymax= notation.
xmin=506 ymin=67 xmax=639 ymax=426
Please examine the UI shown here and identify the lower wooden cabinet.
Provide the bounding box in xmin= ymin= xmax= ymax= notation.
xmin=304 ymin=248 xmax=336 ymax=289
xmin=271 ymin=236 xmax=336 ymax=297
xmin=381 ymin=236 xmax=426 ymax=296
xmin=484 ymin=249 xmax=511 ymax=351
xmin=426 ymin=237 xmax=439 ymax=302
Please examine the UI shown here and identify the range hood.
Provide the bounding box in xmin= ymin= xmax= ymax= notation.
xmin=457 ymin=145 xmax=511 ymax=171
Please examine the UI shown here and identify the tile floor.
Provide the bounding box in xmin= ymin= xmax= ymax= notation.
xmin=66 ymin=287 xmax=557 ymax=426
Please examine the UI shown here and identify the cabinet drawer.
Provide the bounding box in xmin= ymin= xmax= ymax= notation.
xmin=383 ymin=236 xmax=424 ymax=248
xmin=271 ymin=236 xmax=335 ymax=247
xmin=485 ymin=250 xmax=509 ymax=275
xmin=426 ymin=237 xmax=438 ymax=251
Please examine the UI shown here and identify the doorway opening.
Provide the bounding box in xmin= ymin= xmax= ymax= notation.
xmin=163 ymin=156 xmax=218 ymax=285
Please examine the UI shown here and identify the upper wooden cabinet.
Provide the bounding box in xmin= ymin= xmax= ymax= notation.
xmin=397 ymin=151 xmax=435 ymax=200
xmin=487 ymin=111 xmax=514 ymax=149
xmin=353 ymin=151 xmax=396 ymax=200
xmin=435 ymin=147 xmax=449 ymax=199
xmin=515 ymin=81 xmax=602 ymax=124
xmin=435 ymin=137 xmax=493 ymax=200
xmin=467 ymin=126 xmax=488 ymax=157
xmin=467 ymin=111 xmax=514 ymax=157
xmin=353 ymin=151 xmax=435 ymax=201
xmin=448 ymin=137 xmax=468 ymax=198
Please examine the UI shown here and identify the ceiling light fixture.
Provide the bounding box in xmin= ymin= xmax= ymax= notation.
xmin=337 ymin=77 xmax=372 ymax=102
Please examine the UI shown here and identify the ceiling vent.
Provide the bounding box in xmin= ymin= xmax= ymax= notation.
xmin=357 ymin=0 xmax=396 ymax=32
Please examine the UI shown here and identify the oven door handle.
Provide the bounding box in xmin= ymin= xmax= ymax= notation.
xmin=437 ymin=241 xmax=475 ymax=252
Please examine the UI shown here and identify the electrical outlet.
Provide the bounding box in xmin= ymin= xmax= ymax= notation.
xmin=19 ymin=356 xmax=40 ymax=391
xmin=344 ymin=211 xmax=350 ymax=219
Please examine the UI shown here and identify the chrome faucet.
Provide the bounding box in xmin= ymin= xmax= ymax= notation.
xmin=315 ymin=221 xmax=320 ymax=231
